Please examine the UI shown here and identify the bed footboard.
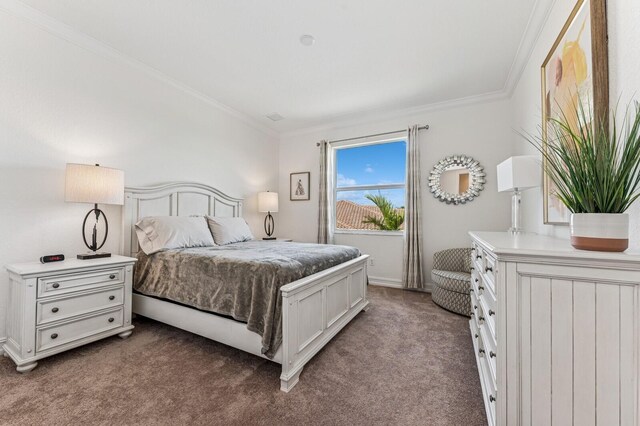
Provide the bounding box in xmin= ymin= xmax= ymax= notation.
xmin=279 ymin=254 xmax=369 ymax=392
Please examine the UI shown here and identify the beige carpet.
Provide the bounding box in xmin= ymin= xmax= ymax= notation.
xmin=0 ymin=286 xmax=486 ymax=426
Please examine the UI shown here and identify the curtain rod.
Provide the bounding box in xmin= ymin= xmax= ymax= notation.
xmin=316 ymin=125 xmax=429 ymax=146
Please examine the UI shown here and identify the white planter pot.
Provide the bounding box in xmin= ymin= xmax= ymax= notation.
xmin=570 ymin=213 xmax=629 ymax=252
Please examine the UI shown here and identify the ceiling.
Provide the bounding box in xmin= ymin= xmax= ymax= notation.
xmin=18 ymin=0 xmax=538 ymax=134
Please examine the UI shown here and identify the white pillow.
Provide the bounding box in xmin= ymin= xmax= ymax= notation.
xmin=205 ymin=216 xmax=254 ymax=245
xmin=135 ymin=216 xmax=216 ymax=255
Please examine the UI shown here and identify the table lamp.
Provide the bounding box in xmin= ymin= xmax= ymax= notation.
xmin=65 ymin=163 xmax=124 ymax=259
xmin=258 ymin=191 xmax=279 ymax=240
xmin=497 ymin=156 xmax=541 ymax=234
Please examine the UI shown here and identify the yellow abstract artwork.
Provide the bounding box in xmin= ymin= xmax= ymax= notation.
xmin=541 ymin=0 xmax=595 ymax=225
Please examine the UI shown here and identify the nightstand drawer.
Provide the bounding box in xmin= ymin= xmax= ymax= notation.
xmin=36 ymin=307 xmax=124 ymax=353
xmin=38 ymin=267 xmax=125 ymax=298
xmin=37 ymin=286 xmax=124 ymax=325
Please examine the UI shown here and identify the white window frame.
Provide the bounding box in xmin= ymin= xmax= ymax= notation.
xmin=332 ymin=136 xmax=407 ymax=236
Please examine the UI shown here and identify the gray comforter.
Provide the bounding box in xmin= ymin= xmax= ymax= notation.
xmin=134 ymin=241 xmax=360 ymax=358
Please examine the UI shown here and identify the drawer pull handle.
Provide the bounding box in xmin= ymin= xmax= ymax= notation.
xmin=470 ymin=267 xmax=475 ymax=271
xmin=479 ymin=349 xmax=485 ymax=356
xmin=470 ymin=313 xmax=475 ymax=317
xmin=51 ymin=307 xmax=59 ymax=313
xmin=52 ymin=283 xmax=60 ymax=289
xmin=474 ymin=278 xmax=479 ymax=283
xmin=474 ymin=333 xmax=478 ymax=339
xmin=489 ymin=395 xmax=496 ymax=403
xmin=485 ymin=266 xmax=493 ymax=273
xmin=109 ymin=274 xmax=116 ymax=279
xmin=476 ymin=255 xmax=482 ymax=260
xmin=109 ymin=295 xmax=116 ymax=301
xmin=474 ymin=305 xmax=478 ymax=310
xmin=51 ymin=333 xmax=58 ymax=339
xmin=490 ymin=351 xmax=496 ymax=358
xmin=478 ymin=316 xmax=485 ymax=322
xmin=108 ymin=317 xmax=115 ymax=323
xmin=488 ymin=310 xmax=495 ymax=316
xmin=478 ymin=286 xmax=484 ymax=291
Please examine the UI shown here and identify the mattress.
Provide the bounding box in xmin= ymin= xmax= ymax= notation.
xmin=133 ymin=241 xmax=360 ymax=358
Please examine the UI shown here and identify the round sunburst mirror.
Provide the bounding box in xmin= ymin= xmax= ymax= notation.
xmin=428 ymin=155 xmax=486 ymax=205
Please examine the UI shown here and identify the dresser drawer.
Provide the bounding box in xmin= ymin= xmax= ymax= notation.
xmin=479 ymin=344 xmax=497 ymax=426
xmin=38 ymin=267 xmax=125 ymax=298
xmin=36 ymin=307 xmax=124 ymax=353
xmin=37 ymin=286 xmax=124 ymax=325
xmin=480 ymin=320 xmax=497 ymax=382
xmin=483 ymin=254 xmax=497 ymax=293
xmin=472 ymin=247 xmax=483 ymax=272
xmin=478 ymin=285 xmax=496 ymax=340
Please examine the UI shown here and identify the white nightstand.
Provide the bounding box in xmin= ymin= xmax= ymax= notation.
xmin=3 ymin=255 xmax=136 ymax=373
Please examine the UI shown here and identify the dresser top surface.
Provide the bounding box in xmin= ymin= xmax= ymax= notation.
xmin=470 ymin=231 xmax=640 ymax=263
xmin=6 ymin=255 xmax=137 ymax=276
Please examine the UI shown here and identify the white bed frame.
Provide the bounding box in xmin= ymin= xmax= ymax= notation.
xmin=122 ymin=182 xmax=369 ymax=392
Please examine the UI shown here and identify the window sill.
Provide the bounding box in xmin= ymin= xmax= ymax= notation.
xmin=334 ymin=230 xmax=404 ymax=237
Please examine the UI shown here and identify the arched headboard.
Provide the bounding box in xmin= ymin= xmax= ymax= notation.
xmin=122 ymin=182 xmax=243 ymax=256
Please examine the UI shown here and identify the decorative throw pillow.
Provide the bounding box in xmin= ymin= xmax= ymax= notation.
xmin=205 ymin=216 xmax=254 ymax=245
xmin=135 ymin=216 xmax=216 ymax=255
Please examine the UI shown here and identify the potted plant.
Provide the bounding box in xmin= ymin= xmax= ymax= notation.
xmin=527 ymin=101 xmax=640 ymax=252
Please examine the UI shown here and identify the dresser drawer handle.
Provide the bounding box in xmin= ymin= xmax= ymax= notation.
xmin=478 ymin=286 xmax=484 ymax=291
xmin=109 ymin=295 xmax=116 ymax=301
xmin=485 ymin=266 xmax=493 ymax=273
xmin=488 ymin=310 xmax=495 ymax=316
xmin=474 ymin=278 xmax=479 ymax=283
xmin=478 ymin=316 xmax=485 ymax=322
xmin=109 ymin=274 xmax=116 ymax=280
xmin=470 ymin=267 xmax=475 ymax=271
xmin=52 ymin=283 xmax=60 ymax=289
xmin=479 ymin=348 xmax=485 ymax=356
xmin=473 ymin=305 xmax=477 ymax=310
xmin=489 ymin=395 xmax=496 ymax=403
xmin=51 ymin=333 xmax=58 ymax=339
xmin=476 ymin=255 xmax=482 ymax=260
xmin=474 ymin=333 xmax=478 ymax=339
xmin=108 ymin=317 xmax=115 ymax=323
xmin=490 ymin=351 xmax=496 ymax=358
xmin=51 ymin=307 xmax=59 ymax=313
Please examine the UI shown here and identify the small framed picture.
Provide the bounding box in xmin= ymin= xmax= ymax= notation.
xmin=290 ymin=172 xmax=310 ymax=201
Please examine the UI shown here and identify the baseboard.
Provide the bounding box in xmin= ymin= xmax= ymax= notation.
xmin=368 ymin=277 xmax=433 ymax=293
xmin=368 ymin=276 xmax=403 ymax=289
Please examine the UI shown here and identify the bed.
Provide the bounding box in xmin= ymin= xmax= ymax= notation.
xmin=122 ymin=182 xmax=369 ymax=392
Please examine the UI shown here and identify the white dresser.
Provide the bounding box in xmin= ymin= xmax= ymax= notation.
xmin=3 ymin=255 xmax=136 ymax=372
xmin=469 ymin=231 xmax=640 ymax=426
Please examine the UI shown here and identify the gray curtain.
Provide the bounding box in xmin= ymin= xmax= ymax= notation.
xmin=403 ymin=125 xmax=425 ymax=289
xmin=317 ymin=140 xmax=330 ymax=244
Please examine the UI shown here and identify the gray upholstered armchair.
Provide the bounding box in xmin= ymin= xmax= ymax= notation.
xmin=431 ymin=248 xmax=473 ymax=317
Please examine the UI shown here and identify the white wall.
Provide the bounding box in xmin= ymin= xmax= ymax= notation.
xmin=279 ymin=100 xmax=513 ymax=287
xmin=0 ymin=13 xmax=279 ymax=339
xmin=510 ymin=0 xmax=640 ymax=247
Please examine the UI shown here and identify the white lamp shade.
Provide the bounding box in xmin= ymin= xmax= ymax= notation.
xmin=65 ymin=163 xmax=125 ymax=205
xmin=497 ymin=155 xmax=541 ymax=192
xmin=258 ymin=191 xmax=279 ymax=213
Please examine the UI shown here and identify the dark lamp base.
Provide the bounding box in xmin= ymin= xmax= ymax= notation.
xmin=262 ymin=237 xmax=277 ymax=240
xmin=77 ymin=252 xmax=112 ymax=260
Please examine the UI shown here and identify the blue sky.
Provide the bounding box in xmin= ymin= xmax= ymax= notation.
xmin=336 ymin=140 xmax=406 ymax=207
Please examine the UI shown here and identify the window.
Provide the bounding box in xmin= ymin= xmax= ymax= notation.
xmin=333 ymin=138 xmax=406 ymax=233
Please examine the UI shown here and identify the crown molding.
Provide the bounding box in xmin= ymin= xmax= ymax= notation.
xmin=281 ymin=89 xmax=509 ymax=139
xmin=0 ymin=0 xmax=279 ymax=138
xmin=502 ymin=0 xmax=558 ymax=95
xmin=2 ymin=0 xmax=555 ymax=141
